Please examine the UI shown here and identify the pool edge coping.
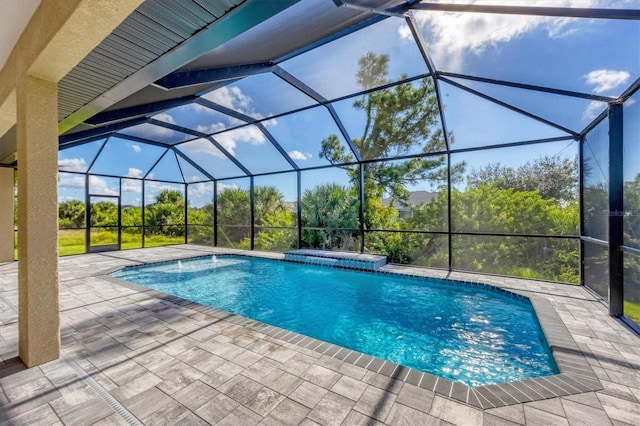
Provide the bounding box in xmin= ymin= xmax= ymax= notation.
xmin=99 ymin=251 xmax=603 ymax=409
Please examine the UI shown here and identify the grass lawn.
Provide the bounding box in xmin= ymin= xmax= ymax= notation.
xmin=57 ymin=229 xmax=184 ymax=256
xmin=623 ymin=300 xmax=640 ymax=327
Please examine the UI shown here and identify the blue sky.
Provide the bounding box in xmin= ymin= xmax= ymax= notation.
xmin=58 ymin=3 xmax=639 ymax=207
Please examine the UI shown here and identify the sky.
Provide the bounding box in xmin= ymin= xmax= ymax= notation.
xmin=58 ymin=1 xmax=639 ymax=208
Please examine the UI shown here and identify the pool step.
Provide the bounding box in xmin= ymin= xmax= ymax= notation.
xmin=284 ymin=249 xmax=387 ymax=271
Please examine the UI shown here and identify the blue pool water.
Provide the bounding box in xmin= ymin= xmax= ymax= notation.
xmin=112 ymin=255 xmax=558 ymax=386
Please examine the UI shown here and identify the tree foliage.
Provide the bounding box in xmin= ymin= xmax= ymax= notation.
xmin=216 ymin=186 xmax=296 ymax=250
xmin=319 ymin=52 xmax=455 ymax=207
xmin=145 ymin=189 xmax=185 ymax=237
xmin=58 ymin=200 xmax=85 ymax=228
xmin=301 ymin=184 xmax=359 ymax=250
xmin=467 ymin=155 xmax=578 ymax=204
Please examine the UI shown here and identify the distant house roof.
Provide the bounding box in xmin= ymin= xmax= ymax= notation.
xmin=382 ymin=191 xmax=438 ymax=209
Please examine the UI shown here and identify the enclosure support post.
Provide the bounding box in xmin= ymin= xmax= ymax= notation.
xmin=142 ymin=180 xmax=146 ymax=248
xmin=117 ymin=179 xmax=122 ymax=249
xmin=608 ymin=103 xmax=624 ymax=317
xmin=213 ymin=182 xmax=218 ymax=247
xmin=16 ymin=75 xmax=60 ymax=367
xmin=297 ymin=171 xmax=302 ymax=249
xmin=85 ymin=174 xmax=90 ymax=252
xmin=447 ymin=153 xmax=453 ymax=271
xmin=579 ymin=136 xmax=585 ymax=286
xmin=184 ymin=183 xmax=189 ymax=244
xmin=359 ymin=164 xmax=365 ymax=253
xmin=250 ymin=177 xmax=255 ymax=251
xmin=0 ymin=168 xmax=14 ymax=262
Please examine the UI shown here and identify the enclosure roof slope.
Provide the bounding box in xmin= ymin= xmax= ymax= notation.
xmin=8 ymin=0 xmax=640 ymax=183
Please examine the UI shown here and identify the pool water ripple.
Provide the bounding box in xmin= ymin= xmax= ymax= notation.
xmin=112 ymin=256 xmax=558 ymax=386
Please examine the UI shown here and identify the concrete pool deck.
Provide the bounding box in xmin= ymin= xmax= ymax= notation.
xmin=0 ymin=245 xmax=638 ymax=425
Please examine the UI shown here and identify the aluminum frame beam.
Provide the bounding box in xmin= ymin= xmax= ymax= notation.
xmin=85 ymin=95 xmax=199 ymax=126
xmin=411 ymin=3 xmax=640 ymax=20
xmin=156 ymin=62 xmax=274 ymax=89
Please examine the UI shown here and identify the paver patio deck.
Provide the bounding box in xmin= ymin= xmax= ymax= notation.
xmin=0 ymin=245 xmax=638 ymax=425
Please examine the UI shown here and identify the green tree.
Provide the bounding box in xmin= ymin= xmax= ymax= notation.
xmin=254 ymin=186 xmax=296 ymax=251
xmin=89 ymin=201 xmax=118 ymax=227
xmin=58 ymin=199 xmax=85 ymax=228
xmin=623 ymin=174 xmax=640 ymax=324
xmin=319 ymin=53 xmax=453 ymax=207
xmin=187 ymin=203 xmax=214 ymax=244
xmin=254 ymin=186 xmax=292 ymax=226
xmin=451 ymin=183 xmax=579 ymax=282
xmin=216 ymin=188 xmax=250 ymax=246
xmin=301 ymin=184 xmax=359 ymax=250
xmin=467 ymin=155 xmax=579 ymax=204
xmin=316 ymin=52 xmax=459 ymax=260
xmin=145 ymin=189 xmax=185 ymax=237
xmin=121 ymin=206 xmax=142 ymax=235
xmin=216 ymin=186 xmax=296 ymax=250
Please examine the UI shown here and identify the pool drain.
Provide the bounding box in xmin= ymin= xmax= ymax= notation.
xmin=61 ymin=354 xmax=143 ymax=426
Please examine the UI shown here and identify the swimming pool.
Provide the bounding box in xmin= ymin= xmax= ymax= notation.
xmin=112 ymin=255 xmax=558 ymax=387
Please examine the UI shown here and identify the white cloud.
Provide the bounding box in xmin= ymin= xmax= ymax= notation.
xmin=57 ymin=195 xmax=76 ymax=203
xmin=122 ymin=196 xmax=141 ymax=206
xmin=201 ymin=85 xmax=276 ymax=123
xmin=121 ymin=179 xmax=142 ymax=193
xmin=182 ymin=126 xmax=266 ymax=161
xmin=126 ymin=168 xmax=143 ymax=178
xmin=288 ymin=150 xmax=312 ymax=161
xmin=58 ymin=175 xmax=119 ymax=196
xmin=58 ymin=175 xmax=85 ymax=189
xmin=185 ymin=103 xmax=213 ymax=114
xmin=196 ymin=122 xmax=226 ymax=135
xmin=188 ymin=182 xmax=214 ymax=207
xmin=582 ymin=100 xmax=607 ymax=121
xmin=217 ymin=182 xmax=239 ymax=193
xmin=585 ymin=69 xmax=630 ymax=95
xmin=89 ymin=176 xmax=118 ymax=196
xmin=262 ymin=117 xmax=278 ymax=128
xmin=126 ymin=121 xmax=177 ymax=140
xmin=187 ymin=175 xmax=203 ymax=183
xmin=217 ymin=126 xmax=266 ymax=151
xmin=58 ymin=157 xmax=87 ymax=172
xmin=181 ymin=138 xmax=227 ymax=159
xmin=188 ymin=182 xmax=213 ymax=197
xmin=204 ymin=86 xmax=252 ymax=113
xmin=400 ymin=0 xmax=605 ymax=72
xmin=144 ymin=181 xmax=183 ymax=203
xmin=129 ymin=143 xmax=142 ymax=153
xmin=209 ymin=135 xmax=238 ymax=155
xmin=155 ymin=112 xmax=176 ymax=125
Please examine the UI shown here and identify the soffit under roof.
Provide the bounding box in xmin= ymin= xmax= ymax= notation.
xmin=58 ymin=0 xmax=246 ymax=123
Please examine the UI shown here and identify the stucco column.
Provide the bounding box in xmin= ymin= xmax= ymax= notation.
xmin=16 ymin=75 xmax=60 ymax=367
xmin=0 ymin=168 xmax=14 ymax=262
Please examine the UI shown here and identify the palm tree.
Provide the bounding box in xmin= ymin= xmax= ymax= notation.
xmin=58 ymin=199 xmax=86 ymax=228
xmin=301 ymin=183 xmax=359 ymax=250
